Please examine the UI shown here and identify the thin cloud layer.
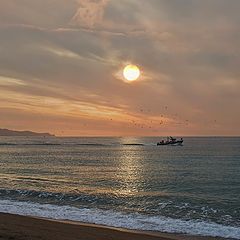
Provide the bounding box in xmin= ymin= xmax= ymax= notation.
xmin=0 ymin=0 xmax=239 ymax=136
xmin=70 ymin=0 xmax=109 ymax=28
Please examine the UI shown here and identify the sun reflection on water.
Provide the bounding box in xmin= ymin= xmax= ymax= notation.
xmin=114 ymin=138 xmax=145 ymax=196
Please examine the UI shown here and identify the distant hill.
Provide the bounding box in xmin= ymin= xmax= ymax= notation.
xmin=0 ymin=128 xmax=54 ymax=137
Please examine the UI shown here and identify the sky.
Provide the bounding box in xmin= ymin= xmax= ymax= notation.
xmin=0 ymin=0 xmax=239 ymax=136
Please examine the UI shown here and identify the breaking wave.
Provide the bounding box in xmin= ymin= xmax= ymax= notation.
xmin=0 ymin=199 xmax=239 ymax=239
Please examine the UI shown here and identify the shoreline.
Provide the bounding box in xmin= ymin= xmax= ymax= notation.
xmin=0 ymin=212 xmax=228 ymax=240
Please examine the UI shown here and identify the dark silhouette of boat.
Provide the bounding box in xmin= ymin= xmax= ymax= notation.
xmin=157 ymin=137 xmax=183 ymax=146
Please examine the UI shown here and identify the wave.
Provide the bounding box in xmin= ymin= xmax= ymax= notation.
xmin=122 ymin=143 xmax=145 ymax=146
xmin=0 ymin=189 xmax=117 ymax=206
xmin=0 ymin=199 xmax=239 ymax=239
xmin=1 ymin=189 xmax=239 ymax=228
xmin=0 ymin=143 xmax=17 ymax=145
xmin=0 ymin=142 xmax=105 ymax=146
xmin=67 ymin=143 xmax=106 ymax=146
xmin=0 ymin=142 xmax=146 ymax=146
xmin=0 ymin=143 xmax=61 ymax=146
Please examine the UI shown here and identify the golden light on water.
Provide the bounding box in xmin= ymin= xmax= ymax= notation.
xmin=123 ymin=65 xmax=140 ymax=82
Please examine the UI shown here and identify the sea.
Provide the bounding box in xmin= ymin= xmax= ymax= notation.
xmin=0 ymin=136 xmax=239 ymax=239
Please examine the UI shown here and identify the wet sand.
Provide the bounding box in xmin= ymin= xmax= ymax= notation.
xmin=0 ymin=212 xmax=225 ymax=240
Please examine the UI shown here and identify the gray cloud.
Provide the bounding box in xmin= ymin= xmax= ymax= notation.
xmin=0 ymin=0 xmax=76 ymax=28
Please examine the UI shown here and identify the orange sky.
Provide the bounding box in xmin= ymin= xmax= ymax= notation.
xmin=0 ymin=0 xmax=239 ymax=136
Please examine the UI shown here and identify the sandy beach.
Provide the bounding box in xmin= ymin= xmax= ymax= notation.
xmin=0 ymin=212 xmax=227 ymax=240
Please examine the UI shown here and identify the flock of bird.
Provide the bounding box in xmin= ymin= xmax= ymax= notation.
xmin=60 ymin=105 xmax=218 ymax=135
xmin=108 ymin=106 xmax=218 ymax=131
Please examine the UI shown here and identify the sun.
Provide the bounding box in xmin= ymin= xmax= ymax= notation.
xmin=123 ymin=65 xmax=140 ymax=82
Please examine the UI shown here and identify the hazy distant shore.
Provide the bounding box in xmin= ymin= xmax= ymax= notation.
xmin=0 ymin=212 xmax=228 ymax=240
xmin=0 ymin=128 xmax=54 ymax=137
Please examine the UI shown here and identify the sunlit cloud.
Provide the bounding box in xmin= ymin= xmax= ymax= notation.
xmin=0 ymin=76 xmax=26 ymax=86
xmin=41 ymin=46 xmax=82 ymax=59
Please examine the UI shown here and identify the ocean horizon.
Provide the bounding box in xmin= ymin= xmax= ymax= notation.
xmin=0 ymin=136 xmax=239 ymax=239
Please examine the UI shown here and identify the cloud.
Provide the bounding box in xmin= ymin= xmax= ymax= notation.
xmin=0 ymin=0 xmax=76 ymax=28
xmin=0 ymin=76 xmax=26 ymax=86
xmin=0 ymin=1 xmax=240 ymax=135
xmin=70 ymin=0 xmax=109 ymax=28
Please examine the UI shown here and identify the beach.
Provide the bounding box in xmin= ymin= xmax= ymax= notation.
xmin=0 ymin=213 xmax=225 ymax=240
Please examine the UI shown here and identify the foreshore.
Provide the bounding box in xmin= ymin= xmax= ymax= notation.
xmin=0 ymin=212 xmax=226 ymax=240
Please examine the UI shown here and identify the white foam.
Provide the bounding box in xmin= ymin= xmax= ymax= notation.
xmin=0 ymin=199 xmax=239 ymax=239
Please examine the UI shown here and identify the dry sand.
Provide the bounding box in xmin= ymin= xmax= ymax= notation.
xmin=0 ymin=212 xmax=225 ymax=240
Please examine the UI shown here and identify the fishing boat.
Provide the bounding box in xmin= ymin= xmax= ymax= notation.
xmin=157 ymin=137 xmax=183 ymax=146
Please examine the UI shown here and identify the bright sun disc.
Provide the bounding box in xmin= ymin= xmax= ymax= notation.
xmin=123 ymin=65 xmax=140 ymax=81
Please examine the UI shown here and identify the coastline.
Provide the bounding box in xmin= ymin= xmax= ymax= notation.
xmin=0 ymin=212 xmax=227 ymax=240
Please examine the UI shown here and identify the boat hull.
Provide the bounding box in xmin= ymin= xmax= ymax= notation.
xmin=157 ymin=140 xmax=183 ymax=146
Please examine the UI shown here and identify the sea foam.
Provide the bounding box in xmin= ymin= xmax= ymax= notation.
xmin=0 ymin=199 xmax=239 ymax=239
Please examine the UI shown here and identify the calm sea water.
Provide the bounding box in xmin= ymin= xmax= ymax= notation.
xmin=0 ymin=137 xmax=239 ymax=239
